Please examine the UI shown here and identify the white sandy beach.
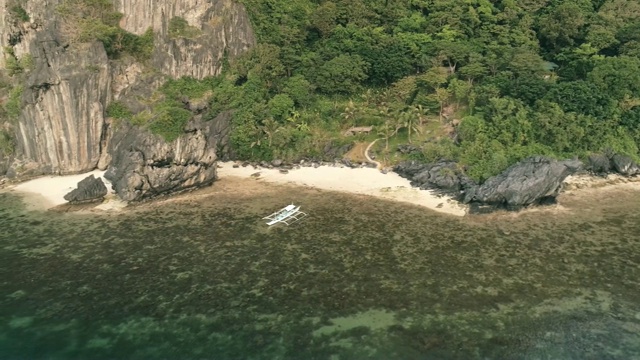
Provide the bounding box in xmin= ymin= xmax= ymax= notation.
xmin=7 ymin=170 xmax=126 ymax=211
xmin=217 ymin=162 xmax=469 ymax=216
xmin=9 ymin=162 xmax=636 ymax=216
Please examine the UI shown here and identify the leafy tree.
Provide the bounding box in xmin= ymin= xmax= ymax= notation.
xmin=588 ymin=56 xmax=640 ymax=100
xmin=282 ymin=75 xmax=314 ymax=107
xmin=268 ymin=94 xmax=295 ymax=121
xmin=315 ymin=55 xmax=369 ymax=94
xmin=544 ymin=80 xmax=617 ymax=118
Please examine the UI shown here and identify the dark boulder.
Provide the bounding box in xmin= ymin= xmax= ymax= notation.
xmin=394 ymin=160 xmax=474 ymax=195
xmin=323 ymin=142 xmax=353 ymax=161
xmin=396 ymin=144 xmax=421 ymax=154
xmin=611 ymin=154 xmax=640 ymax=176
xmin=463 ymin=157 xmax=583 ymax=210
xmin=64 ymin=175 xmax=108 ymax=203
xmin=587 ymin=153 xmax=611 ymax=174
xmin=396 ymin=157 xmax=583 ymax=213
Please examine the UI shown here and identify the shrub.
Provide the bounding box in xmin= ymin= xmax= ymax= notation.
xmin=168 ymin=17 xmax=202 ymax=39
xmin=148 ymin=102 xmax=192 ymax=142
xmin=5 ymin=85 xmax=23 ymax=120
xmin=0 ymin=130 xmax=15 ymax=155
xmin=161 ymin=76 xmax=219 ymax=100
xmin=3 ymin=47 xmax=22 ymax=76
xmin=10 ymin=5 xmax=30 ymax=22
xmin=106 ymin=101 xmax=132 ymax=120
xmin=56 ymin=0 xmax=154 ymax=60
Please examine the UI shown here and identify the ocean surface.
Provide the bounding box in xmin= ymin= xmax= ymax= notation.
xmin=1 ymin=178 xmax=639 ymax=360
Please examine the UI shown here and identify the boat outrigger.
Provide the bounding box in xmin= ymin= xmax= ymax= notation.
xmin=263 ymin=204 xmax=307 ymax=226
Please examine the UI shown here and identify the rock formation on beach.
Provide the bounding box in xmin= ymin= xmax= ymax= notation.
xmin=105 ymin=111 xmax=232 ymax=201
xmin=63 ymin=174 xmax=108 ymax=203
xmin=395 ymin=157 xmax=584 ymax=212
xmin=0 ymin=0 xmax=254 ymax=198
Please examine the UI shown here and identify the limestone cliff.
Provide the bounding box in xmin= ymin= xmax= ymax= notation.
xmin=0 ymin=0 xmax=255 ymax=182
xmin=114 ymin=0 xmax=255 ymax=79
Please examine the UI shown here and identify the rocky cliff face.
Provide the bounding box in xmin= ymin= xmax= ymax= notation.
xmin=0 ymin=0 xmax=254 ymax=179
xmin=15 ymin=41 xmax=111 ymax=176
xmin=105 ymin=111 xmax=232 ymax=202
xmin=114 ymin=0 xmax=255 ymax=79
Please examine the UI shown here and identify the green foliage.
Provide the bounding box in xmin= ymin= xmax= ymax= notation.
xmin=160 ymin=76 xmax=219 ymax=101
xmin=5 ymin=85 xmax=23 ymax=120
xmin=152 ymin=0 xmax=640 ymax=179
xmin=168 ymin=17 xmax=202 ymax=39
xmin=9 ymin=4 xmax=30 ymax=22
xmin=3 ymin=47 xmax=23 ymax=76
xmin=267 ymin=94 xmax=294 ymax=120
xmin=0 ymin=130 xmax=15 ymax=156
xmin=148 ymin=102 xmax=192 ymax=142
xmin=315 ymin=55 xmax=369 ymax=94
xmin=106 ymin=101 xmax=132 ymax=120
xmin=56 ymin=0 xmax=153 ymax=60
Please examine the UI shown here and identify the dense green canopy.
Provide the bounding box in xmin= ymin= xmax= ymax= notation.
xmin=121 ymin=0 xmax=640 ymax=181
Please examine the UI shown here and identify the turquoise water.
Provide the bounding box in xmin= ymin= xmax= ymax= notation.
xmin=1 ymin=179 xmax=640 ymax=359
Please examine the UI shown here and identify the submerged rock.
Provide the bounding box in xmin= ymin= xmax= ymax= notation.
xmin=64 ymin=175 xmax=108 ymax=203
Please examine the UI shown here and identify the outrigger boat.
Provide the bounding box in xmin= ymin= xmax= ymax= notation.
xmin=263 ymin=204 xmax=307 ymax=226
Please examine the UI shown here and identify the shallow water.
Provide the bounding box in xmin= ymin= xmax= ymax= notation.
xmin=1 ymin=180 xmax=640 ymax=359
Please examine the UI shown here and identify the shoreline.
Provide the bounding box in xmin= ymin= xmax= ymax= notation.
xmin=2 ymin=164 xmax=639 ymax=216
xmin=4 ymin=170 xmax=127 ymax=212
xmin=216 ymin=161 xmax=468 ymax=217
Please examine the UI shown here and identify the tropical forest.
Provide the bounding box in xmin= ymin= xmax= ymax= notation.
xmin=105 ymin=0 xmax=640 ymax=182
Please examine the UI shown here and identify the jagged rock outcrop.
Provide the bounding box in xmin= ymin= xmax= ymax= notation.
xmin=114 ymin=0 xmax=256 ymax=79
xmin=463 ymin=157 xmax=583 ymax=210
xmin=64 ymin=175 xmax=108 ymax=203
xmin=396 ymin=157 xmax=583 ymax=212
xmin=610 ymin=154 xmax=640 ymax=176
xmin=394 ymin=160 xmax=476 ymax=195
xmin=105 ymin=111 xmax=232 ymax=202
xmin=587 ymin=152 xmax=640 ymax=176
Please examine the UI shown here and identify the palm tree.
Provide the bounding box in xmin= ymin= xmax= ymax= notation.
xmin=340 ymin=100 xmax=358 ymax=128
xmin=435 ymin=87 xmax=451 ymax=123
xmin=260 ymin=117 xmax=280 ymax=147
xmin=377 ymin=120 xmax=395 ymax=151
xmin=401 ymin=111 xmax=422 ymax=143
xmin=412 ymin=104 xmax=428 ymax=126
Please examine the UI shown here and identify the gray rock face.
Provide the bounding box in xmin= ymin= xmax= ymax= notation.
xmin=395 ymin=157 xmax=583 ymax=212
xmin=588 ymin=154 xmax=611 ymax=174
xmin=611 ymin=154 xmax=640 ymax=176
xmin=114 ymin=0 xmax=255 ymax=79
xmin=394 ymin=160 xmax=475 ymax=194
xmin=104 ymin=112 xmax=232 ymax=202
xmin=587 ymin=153 xmax=640 ymax=176
xmin=16 ymin=40 xmax=111 ymax=175
xmin=463 ymin=157 xmax=583 ymax=209
xmin=64 ymin=175 xmax=108 ymax=203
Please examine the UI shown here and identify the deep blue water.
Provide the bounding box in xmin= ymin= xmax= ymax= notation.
xmin=1 ymin=180 xmax=640 ymax=359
